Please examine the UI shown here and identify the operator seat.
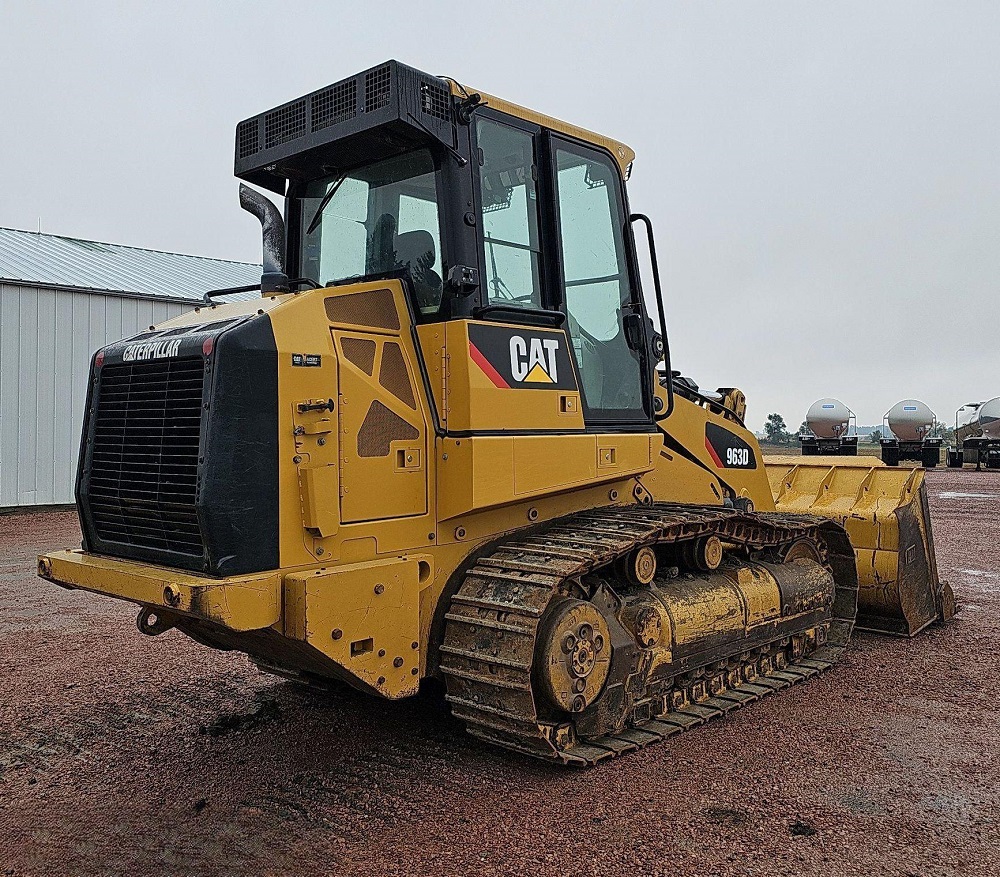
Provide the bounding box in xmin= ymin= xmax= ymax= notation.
xmin=394 ymin=229 xmax=442 ymax=311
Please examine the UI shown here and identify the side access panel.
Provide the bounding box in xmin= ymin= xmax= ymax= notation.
xmin=328 ymin=287 xmax=429 ymax=523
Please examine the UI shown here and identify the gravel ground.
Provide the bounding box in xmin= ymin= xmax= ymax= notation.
xmin=1 ymin=469 xmax=998 ymax=876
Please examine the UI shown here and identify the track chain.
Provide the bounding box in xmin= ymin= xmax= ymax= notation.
xmin=440 ymin=503 xmax=858 ymax=766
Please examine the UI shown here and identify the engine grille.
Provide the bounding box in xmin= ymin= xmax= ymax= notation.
xmin=88 ymin=357 xmax=205 ymax=556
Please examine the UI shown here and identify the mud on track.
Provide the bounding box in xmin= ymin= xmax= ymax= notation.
xmin=1 ymin=469 xmax=998 ymax=877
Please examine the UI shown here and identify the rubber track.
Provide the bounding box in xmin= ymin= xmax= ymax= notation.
xmin=440 ymin=503 xmax=858 ymax=766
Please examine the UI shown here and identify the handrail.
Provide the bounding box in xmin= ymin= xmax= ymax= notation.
xmin=630 ymin=213 xmax=673 ymax=418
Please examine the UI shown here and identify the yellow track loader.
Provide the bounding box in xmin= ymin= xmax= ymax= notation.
xmin=37 ymin=62 xmax=954 ymax=765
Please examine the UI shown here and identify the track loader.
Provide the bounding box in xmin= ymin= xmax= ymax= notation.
xmin=37 ymin=62 xmax=954 ymax=765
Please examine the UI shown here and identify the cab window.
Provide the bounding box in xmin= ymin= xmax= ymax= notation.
xmin=298 ymin=148 xmax=444 ymax=314
xmin=476 ymin=118 xmax=543 ymax=309
xmin=554 ymin=143 xmax=645 ymax=419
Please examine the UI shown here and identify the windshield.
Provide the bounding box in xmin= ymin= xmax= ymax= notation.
xmin=297 ymin=149 xmax=444 ymax=314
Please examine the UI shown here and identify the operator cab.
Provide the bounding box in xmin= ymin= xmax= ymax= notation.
xmin=235 ymin=60 xmax=668 ymax=428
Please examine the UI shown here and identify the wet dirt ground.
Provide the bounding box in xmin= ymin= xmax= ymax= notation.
xmin=1 ymin=468 xmax=998 ymax=876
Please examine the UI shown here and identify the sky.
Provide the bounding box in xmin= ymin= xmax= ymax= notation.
xmin=2 ymin=1 xmax=997 ymax=431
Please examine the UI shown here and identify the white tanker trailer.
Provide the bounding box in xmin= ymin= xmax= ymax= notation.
xmin=947 ymin=397 xmax=1000 ymax=469
xmin=880 ymin=399 xmax=942 ymax=467
xmin=799 ymin=398 xmax=858 ymax=456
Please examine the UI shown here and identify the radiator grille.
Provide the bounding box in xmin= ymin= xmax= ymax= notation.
xmin=88 ymin=358 xmax=205 ymax=556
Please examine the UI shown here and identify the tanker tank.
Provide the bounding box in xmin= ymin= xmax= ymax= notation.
xmin=880 ymin=399 xmax=942 ymax=467
xmin=979 ymin=396 xmax=1000 ymax=439
xmin=951 ymin=397 xmax=1000 ymax=469
xmin=799 ymin=398 xmax=858 ymax=456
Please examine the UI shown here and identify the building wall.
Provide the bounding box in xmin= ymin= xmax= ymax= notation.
xmin=0 ymin=283 xmax=191 ymax=506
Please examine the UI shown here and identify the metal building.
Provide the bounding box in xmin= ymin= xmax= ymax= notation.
xmin=0 ymin=227 xmax=260 ymax=507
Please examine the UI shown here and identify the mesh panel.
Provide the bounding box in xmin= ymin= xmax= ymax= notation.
xmin=357 ymin=401 xmax=419 ymax=457
xmin=378 ymin=342 xmax=416 ymax=409
xmin=236 ymin=119 xmax=260 ymax=159
xmin=341 ymin=337 xmax=377 ymax=375
xmin=364 ymin=64 xmax=392 ymax=112
xmin=312 ymin=80 xmax=357 ymax=131
xmin=264 ymin=100 xmax=307 ymax=149
xmin=324 ymin=289 xmax=400 ymax=331
xmin=420 ymin=81 xmax=451 ymax=121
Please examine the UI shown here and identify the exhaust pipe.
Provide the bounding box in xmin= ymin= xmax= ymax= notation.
xmin=239 ymin=183 xmax=290 ymax=294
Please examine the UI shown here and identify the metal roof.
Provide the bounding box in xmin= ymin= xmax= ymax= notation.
xmin=0 ymin=226 xmax=261 ymax=302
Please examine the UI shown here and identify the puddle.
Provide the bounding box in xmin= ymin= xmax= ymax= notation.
xmin=937 ymin=491 xmax=999 ymax=499
xmin=957 ymin=568 xmax=999 ymax=579
xmin=955 ymin=569 xmax=1000 ymax=594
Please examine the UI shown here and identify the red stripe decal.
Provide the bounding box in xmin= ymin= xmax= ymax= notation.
xmin=469 ymin=341 xmax=510 ymax=389
xmin=705 ymin=435 xmax=724 ymax=468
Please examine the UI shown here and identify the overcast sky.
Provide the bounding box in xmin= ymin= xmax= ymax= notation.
xmin=2 ymin=2 xmax=996 ymax=430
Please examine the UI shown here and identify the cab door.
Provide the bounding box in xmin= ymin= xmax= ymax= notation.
xmin=550 ymin=138 xmax=652 ymax=427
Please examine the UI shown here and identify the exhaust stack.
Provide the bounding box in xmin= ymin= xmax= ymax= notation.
xmin=239 ymin=183 xmax=290 ymax=294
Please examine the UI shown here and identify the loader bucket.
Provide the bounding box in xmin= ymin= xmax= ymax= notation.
xmin=764 ymin=456 xmax=956 ymax=636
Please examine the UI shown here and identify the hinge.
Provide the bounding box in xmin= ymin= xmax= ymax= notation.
xmin=441 ymin=348 xmax=450 ymax=425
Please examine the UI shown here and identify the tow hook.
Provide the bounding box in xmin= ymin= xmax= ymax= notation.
xmin=137 ymin=607 xmax=177 ymax=636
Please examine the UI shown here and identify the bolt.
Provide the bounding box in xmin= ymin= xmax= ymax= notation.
xmin=455 ymin=527 xmax=466 ymax=539
xmin=374 ymin=583 xmax=385 ymax=595
xmin=377 ymin=676 xmax=386 ymax=685
xmin=411 ymin=667 xmax=418 ymax=676
xmin=411 ymin=641 xmax=419 ymax=650
xmin=527 ymin=507 xmax=538 ymax=521
xmin=293 ymin=455 xmax=302 ymax=464
xmin=316 ymin=546 xmax=324 ymax=555
xmin=393 ymin=657 xmax=403 ymax=668
xmin=609 ymin=489 xmax=619 ymax=501
xmin=331 ymin=629 xmax=343 ymax=640
xmin=318 ymin=437 xmax=326 ymax=446
xmin=378 ymin=649 xmax=386 ymax=658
